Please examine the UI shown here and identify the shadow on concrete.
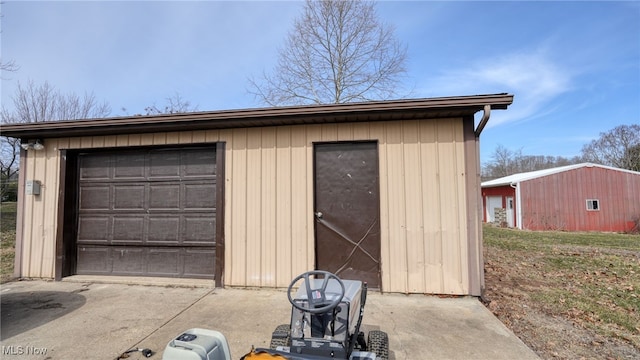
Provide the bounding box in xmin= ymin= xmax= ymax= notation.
xmin=1 ymin=289 xmax=87 ymax=340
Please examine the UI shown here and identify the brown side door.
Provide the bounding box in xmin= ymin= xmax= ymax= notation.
xmin=313 ymin=142 xmax=381 ymax=288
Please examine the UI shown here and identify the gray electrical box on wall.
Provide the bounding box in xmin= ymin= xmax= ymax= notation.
xmin=26 ymin=180 xmax=41 ymax=195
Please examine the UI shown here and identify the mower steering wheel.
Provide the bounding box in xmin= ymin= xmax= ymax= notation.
xmin=287 ymin=270 xmax=345 ymax=314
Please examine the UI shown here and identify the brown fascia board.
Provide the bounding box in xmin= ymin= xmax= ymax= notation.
xmin=0 ymin=93 xmax=513 ymax=139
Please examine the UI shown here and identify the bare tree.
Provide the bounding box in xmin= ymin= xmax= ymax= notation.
xmin=249 ymin=0 xmax=407 ymax=106
xmin=0 ymin=110 xmax=19 ymax=200
xmin=482 ymin=145 xmax=523 ymax=179
xmin=9 ymin=80 xmax=111 ymax=123
xmin=1 ymin=80 xmax=111 ymax=199
xmin=624 ymin=144 xmax=640 ymax=172
xmin=581 ymin=124 xmax=640 ymax=171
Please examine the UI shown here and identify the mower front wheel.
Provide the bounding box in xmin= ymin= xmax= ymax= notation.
xmin=269 ymin=324 xmax=291 ymax=349
xmin=368 ymin=330 xmax=389 ymax=360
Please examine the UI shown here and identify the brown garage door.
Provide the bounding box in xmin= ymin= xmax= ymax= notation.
xmin=76 ymin=147 xmax=218 ymax=279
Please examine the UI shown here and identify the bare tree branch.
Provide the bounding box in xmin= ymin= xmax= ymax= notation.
xmin=5 ymin=80 xmax=111 ymax=124
xmin=0 ymin=4 xmax=21 ymax=79
xmin=143 ymin=93 xmax=198 ymax=115
xmin=581 ymin=124 xmax=640 ymax=171
xmin=1 ymin=80 xmax=112 ymax=198
xmin=1 ymin=109 xmax=20 ymax=200
xmin=249 ymin=0 xmax=408 ymax=106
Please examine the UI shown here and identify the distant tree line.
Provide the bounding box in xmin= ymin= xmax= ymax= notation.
xmin=482 ymin=124 xmax=640 ymax=180
xmin=0 ymin=80 xmax=195 ymax=201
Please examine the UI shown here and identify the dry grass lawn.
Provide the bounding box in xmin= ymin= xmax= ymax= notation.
xmin=1 ymin=202 xmax=17 ymax=282
xmin=483 ymin=225 xmax=639 ymax=359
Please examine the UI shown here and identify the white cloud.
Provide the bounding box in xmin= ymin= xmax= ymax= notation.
xmin=421 ymin=47 xmax=574 ymax=127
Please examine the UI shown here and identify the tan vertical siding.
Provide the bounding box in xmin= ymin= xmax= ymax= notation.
xmin=291 ymin=126 xmax=312 ymax=277
xmin=369 ymin=123 xmax=390 ymax=290
xmin=19 ymin=119 xmax=479 ymax=295
xmin=383 ymin=124 xmax=408 ymax=292
xmin=371 ymin=119 xmax=469 ymax=293
xmin=436 ymin=120 xmax=467 ymax=294
xmin=229 ymin=129 xmax=248 ymax=285
xmin=21 ymin=146 xmax=36 ymax=276
xmin=419 ymin=120 xmax=444 ymax=293
xmin=275 ymin=128 xmax=293 ymax=287
xmin=464 ymin=121 xmax=484 ymax=296
xmin=260 ymin=128 xmax=277 ymax=287
xmin=128 ymin=134 xmax=142 ymax=146
xmin=140 ymin=133 xmax=155 ymax=146
xmin=246 ymin=128 xmax=263 ymax=286
xmin=403 ymin=121 xmax=425 ymax=293
xmin=41 ymin=143 xmax=59 ymax=277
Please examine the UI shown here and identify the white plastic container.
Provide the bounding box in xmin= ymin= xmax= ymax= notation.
xmin=162 ymin=328 xmax=232 ymax=360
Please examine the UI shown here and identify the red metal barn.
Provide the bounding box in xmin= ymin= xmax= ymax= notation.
xmin=481 ymin=163 xmax=640 ymax=232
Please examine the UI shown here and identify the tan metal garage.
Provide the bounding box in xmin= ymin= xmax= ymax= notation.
xmin=3 ymin=94 xmax=513 ymax=295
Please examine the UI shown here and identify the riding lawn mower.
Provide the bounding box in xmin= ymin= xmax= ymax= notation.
xmin=162 ymin=271 xmax=389 ymax=360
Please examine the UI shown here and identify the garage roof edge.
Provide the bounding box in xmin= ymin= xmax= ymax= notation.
xmin=1 ymin=93 xmax=514 ymax=139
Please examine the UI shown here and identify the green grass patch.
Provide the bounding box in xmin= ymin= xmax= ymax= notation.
xmin=484 ymin=225 xmax=640 ymax=349
xmin=484 ymin=225 xmax=640 ymax=251
xmin=1 ymin=201 xmax=17 ymax=233
xmin=0 ymin=201 xmax=17 ymax=281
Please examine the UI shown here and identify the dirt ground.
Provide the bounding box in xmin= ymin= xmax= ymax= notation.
xmin=483 ymin=243 xmax=639 ymax=360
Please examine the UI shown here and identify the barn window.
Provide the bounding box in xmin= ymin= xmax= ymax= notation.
xmin=586 ymin=199 xmax=599 ymax=211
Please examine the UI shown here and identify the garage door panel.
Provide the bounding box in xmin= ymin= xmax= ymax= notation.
xmin=114 ymin=185 xmax=146 ymax=210
xmin=113 ymin=216 xmax=145 ymax=243
xmin=78 ymin=217 xmax=110 ymax=242
xmin=184 ymin=248 xmax=216 ymax=278
xmin=80 ymin=185 xmax=110 ymax=210
xmin=147 ymin=217 xmax=181 ymax=243
xmin=149 ymin=152 xmax=181 ymax=178
xmin=112 ymin=247 xmax=146 ymax=275
xmin=77 ymin=147 xmax=217 ymax=279
xmin=115 ymin=154 xmax=146 ymax=179
xmin=183 ymin=150 xmax=217 ymax=177
xmin=77 ymin=246 xmax=109 ymax=274
xmin=184 ymin=216 xmax=216 ymax=243
xmin=80 ymin=154 xmax=111 ymax=180
xmin=148 ymin=249 xmax=180 ymax=276
xmin=76 ymin=245 xmax=214 ymax=278
xmin=185 ymin=183 xmax=216 ymax=209
xmin=149 ymin=184 xmax=180 ymax=209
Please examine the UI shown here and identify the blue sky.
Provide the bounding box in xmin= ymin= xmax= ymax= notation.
xmin=1 ymin=1 xmax=639 ymax=165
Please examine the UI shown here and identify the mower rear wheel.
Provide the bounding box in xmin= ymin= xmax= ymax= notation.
xmin=368 ymin=330 xmax=389 ymax=360
xmin=269 ymin=324 xmax=291 ymax=349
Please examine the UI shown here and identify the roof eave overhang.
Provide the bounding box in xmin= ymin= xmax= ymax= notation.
xmin=481 ymin=183 xmax=506 ymax=188
xmin=1 ymin=93 xmax=513 ymax=139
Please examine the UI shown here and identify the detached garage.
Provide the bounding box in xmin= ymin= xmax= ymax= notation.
xmin=3 ymin=94 xmax=513 ymax=295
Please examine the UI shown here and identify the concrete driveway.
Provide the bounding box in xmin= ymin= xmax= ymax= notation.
xmin=0 ymin=277 xmax=539 ymax=359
